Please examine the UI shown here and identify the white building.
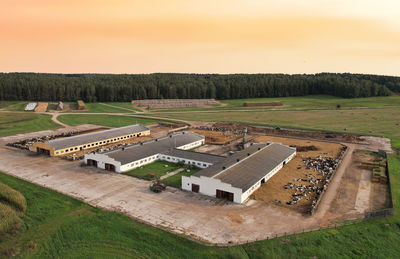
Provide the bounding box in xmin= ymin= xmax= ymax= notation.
xmin=84 ymin=131 xmax=224 ymax=173
xmin=182 ymin=143 xmax=296 ymax=203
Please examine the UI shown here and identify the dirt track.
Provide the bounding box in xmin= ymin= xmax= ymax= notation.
xmin=0 ymin=126 xmax=392 ymax=245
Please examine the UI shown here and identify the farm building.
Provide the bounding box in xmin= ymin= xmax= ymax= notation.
xmin=29 ymin=124 xmax=150 ymax=156
xmin=77 ymin=100 xmax=86 ymax=110
xmin=84 ymin=131 xmax=223 ymax=172
xmin=182 ymin=143 xmax=296 ymax=203
xmin=57 ymin=101 xmax=64 ymax=111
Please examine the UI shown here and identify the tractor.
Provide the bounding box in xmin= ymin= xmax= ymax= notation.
xmin=149 ymin=180 xmax=167 ymax=193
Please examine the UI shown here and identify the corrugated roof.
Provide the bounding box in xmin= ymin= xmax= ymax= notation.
xmin=193 ymin=143 xmax=267 ymax=178
xmin=161 ymin=149 xmax=226 ymax=164
xmin=103 ymin=131 xmax=205 ymax=165
xmin=46 ymin=124 xmax=149 ymax=150
xmin=193 ymin=143 xmax=296 ymax=192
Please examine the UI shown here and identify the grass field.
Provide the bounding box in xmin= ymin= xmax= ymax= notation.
xmin=105 ymin=102 xmax=140 ymax=112
xmin=123 ymin=161 xmax=182 ymax=180
xmin=0 ymin=112 xmax=60 ymax=137
xmin=57 ymin=114 xmax=165 ymax=127
xmin=75 ymin=103 xmax=134 ymax=113
xmin=0 ymin=101 xmax=20 ymax=110
xmin=162 ymin=167 xmax=201 ymax=188
xmin=3 ymin=102 xmax=29 ymax=111
xmin=152 ymin=107 xmax=400 ymax=148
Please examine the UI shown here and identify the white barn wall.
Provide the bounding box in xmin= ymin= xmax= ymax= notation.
xmin=85 ymin=153 xmax=122 ymax=172
xmin=120 ymin=154 xmax=161 ymax=172
xmin=182 ymin=176 xmax=243 ymax=203
xmin=84 ymin=137 xmax=205 ymax=173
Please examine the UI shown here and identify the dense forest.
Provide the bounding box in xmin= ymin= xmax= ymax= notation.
xmin=0 ymin=73 xmax=399 ymax=102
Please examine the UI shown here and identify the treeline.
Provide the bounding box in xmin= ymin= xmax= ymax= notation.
xmin=0 ymin=73 xmax=398 ymax=102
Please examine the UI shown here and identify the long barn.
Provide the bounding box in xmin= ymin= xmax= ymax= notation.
xmin=30 ymin=124 xmax=150 ymax=156
xmin=84 ymin=131 xmax=224 ymax=172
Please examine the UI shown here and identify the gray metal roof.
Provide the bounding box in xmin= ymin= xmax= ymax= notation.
xmin=46 ymin=124 xmax=149 ymax=150
xmin=193 ymin=143 xmax=296 ymax=192
xmin=103 ymin=131 xmax=205 ymax=165
xmin=161 ymin=149 xmax=226 ymax=164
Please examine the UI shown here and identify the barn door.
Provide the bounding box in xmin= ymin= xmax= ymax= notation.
xmin=228 ymin=192 xmax=234 ymax=202
xmin=192 ymin=184 xmax=199 ymax=193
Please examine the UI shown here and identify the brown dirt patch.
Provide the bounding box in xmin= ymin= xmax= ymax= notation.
xmin=189 ymin=129 xmax=242 ymax=145
xmin=211 ymin=122 xmax=364 ymax=144
xmin=226 ymin=212 xmax=244 ymax=226
xmin=132 ymin=99 xmax=221 ymax=109
xmin=251 ymin=135 xmax=344 ymax=213
xmin=34 ymin=102 xmax=48 ymax=112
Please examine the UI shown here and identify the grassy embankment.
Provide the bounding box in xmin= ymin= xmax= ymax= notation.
xmin=0 ymin=182 xmax=26 ymax=234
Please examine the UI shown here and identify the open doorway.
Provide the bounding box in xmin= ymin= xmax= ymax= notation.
xmin=216 ymin=189 xmax=234 ymax=202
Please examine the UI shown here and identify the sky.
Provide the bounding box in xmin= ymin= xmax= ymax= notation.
xmin=1 ymin=0 xmax=400 ymax=75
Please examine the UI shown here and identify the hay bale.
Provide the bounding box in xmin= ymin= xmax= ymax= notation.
xmin=77 ymin=100 xmax=86 ymax=110
xmin=0 ymin=182 xmax=27 ymax=213
xmin=0 ymin=203 xmax=23 ymax=233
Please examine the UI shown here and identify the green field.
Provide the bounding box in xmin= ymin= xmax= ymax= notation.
xmin=123 ymin=161 xmax=182 ymax=180
xmin=3 ymin=102 xmax=29 ymax=111
xmin=105 ymin=102 xmax=140 ymax=112
xmin=152 ymin=107 xmax=400 ymax=148
xmin=57 ymin=114 xmax=164 ymax=127
xmin=162 ymin=167 xmax=201 ymax=188
xmin=0 ymin=112 xmax=60 ymax=137
xmin=0 ymin=101 xmax=20 ymax=110
xmin=74 ymin=103 xmax=135 ymax=113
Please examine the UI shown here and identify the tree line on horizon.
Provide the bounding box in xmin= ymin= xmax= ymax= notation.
xmin=0 ymin=73 xmax=399 ymax=102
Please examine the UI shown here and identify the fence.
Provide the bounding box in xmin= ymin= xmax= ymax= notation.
xmin=310 ymin=146 xmax=348 ymax=215
xmin=364 ymin=151 xmax=394 ymax=220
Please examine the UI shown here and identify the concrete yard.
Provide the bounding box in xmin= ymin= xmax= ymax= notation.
xmin=0 ymin=126 xmax=392 ymax=245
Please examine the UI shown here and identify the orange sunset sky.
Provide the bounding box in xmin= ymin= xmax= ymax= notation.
xmin=1 ymin=0 xmax=400 ymax=75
